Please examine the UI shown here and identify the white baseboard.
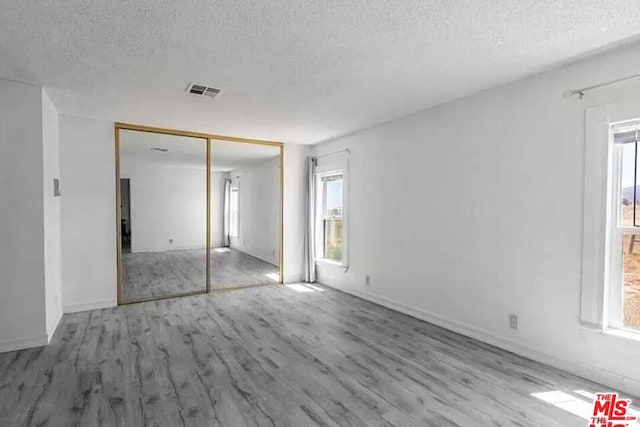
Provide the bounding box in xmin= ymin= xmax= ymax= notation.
xmin=131 ymin=245 xmax=207 ymax=253
xmin=320 ymin=283 xmax=640 ymax=397
xmin=0 ymin=335 xmax=49 ymax=353
xmin=63 ymin=299 xmax=117 ymax=314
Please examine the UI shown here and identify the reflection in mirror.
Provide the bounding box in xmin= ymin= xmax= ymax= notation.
xmin=211 ymin=140 xmax=281 ymax=289
xmin=119 ymin=130 xmax=208 ymax=302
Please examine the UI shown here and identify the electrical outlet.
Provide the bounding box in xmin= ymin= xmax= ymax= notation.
xmin=53 ymin=178 xmax=61 ymax=197
xmin=365 ymin=275 xmax=370 ymax=286
xmin=509 ymin=314 xmax=518 ymax=330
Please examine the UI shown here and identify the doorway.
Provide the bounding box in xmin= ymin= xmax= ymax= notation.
xmin=120 ymin=178 xmax=131 ymax=253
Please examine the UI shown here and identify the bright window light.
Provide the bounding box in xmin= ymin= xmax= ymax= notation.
xmin=214 ymin=248 xmax=230 ymax=253
xmin=264 ymin=273 xmax=279 ymax=282
xmin=305 ymin=284 xmax=324 ymax=291
xmin=230 ymin=187 xmax=239 ymax=237
xmin=320 ymin=173 xmax=343 ymax=262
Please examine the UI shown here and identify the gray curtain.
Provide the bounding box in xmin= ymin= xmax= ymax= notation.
xmin=304 ymin=157 xmax=317 ymax=282
xmin=222 ymin=177 xmax=231 ymax=247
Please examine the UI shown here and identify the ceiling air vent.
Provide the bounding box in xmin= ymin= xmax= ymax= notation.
xmin=186 ymin=82 xmax=221 ymax=98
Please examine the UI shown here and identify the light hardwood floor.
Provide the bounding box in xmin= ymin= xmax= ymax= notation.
xmin=0 ymin=285 xmax=634 ymax=426
xmin=122 ymin=248 xmax=279 ymax=301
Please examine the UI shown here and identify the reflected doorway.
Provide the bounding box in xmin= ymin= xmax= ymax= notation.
xmin=120 ymin=178 xmax=131 ymax=253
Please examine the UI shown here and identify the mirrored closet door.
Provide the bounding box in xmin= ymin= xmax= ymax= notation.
xmin=117 ymin=128 xmax=210 ymax=303
xmin=210 ymin=140 xmax=282 ymax=289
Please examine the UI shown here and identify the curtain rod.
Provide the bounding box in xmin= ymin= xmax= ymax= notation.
xmin=563 ymin=73 xmax=640 ymax=99
xmin=314 ymin=148 xmax=351 ymax=160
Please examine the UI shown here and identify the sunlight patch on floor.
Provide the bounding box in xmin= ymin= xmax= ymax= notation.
xmin=531 ymin=391 xmax=592 ymax=420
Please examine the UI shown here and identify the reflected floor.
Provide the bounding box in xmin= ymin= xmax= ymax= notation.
xmin=210 ymin=247 xmax=279 ymax=290
xmin=122 ymin=248 xmax=278 ymax=301
xmin=122 ymin=249 xmax=207 ymax=301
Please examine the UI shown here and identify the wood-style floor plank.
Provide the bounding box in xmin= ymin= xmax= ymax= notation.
xmin=0 ymin=284 xmax=634 ymax=426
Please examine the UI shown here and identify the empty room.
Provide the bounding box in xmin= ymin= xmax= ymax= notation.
xmin=1 ymin=2 xmax=640 ymax=426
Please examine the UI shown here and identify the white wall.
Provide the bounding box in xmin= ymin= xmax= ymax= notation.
xmin=313 ymin=43 xmax=640 ymax=396
xmin=59 ymin=115 xmax=117 ymax=313
xmin=0 ymin=79 xmax=47 ymax=351
xmin=211 ymin=172 xmax=226 ymax=248
xmin=230 ymin=157 xmax=280 ymax=264
xmin=117 ymin=162 xmax=240 ymax=252
xmin=42 ymin=89 xmax=63 ymax=338
xmin=120 ymin=157 xmax=207 ymax=253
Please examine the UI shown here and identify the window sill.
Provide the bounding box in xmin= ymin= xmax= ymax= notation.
xmin=581 ymin=323 xmax=640 ymax=342
xmin=604 ymin=327 xmax=640 ymax=342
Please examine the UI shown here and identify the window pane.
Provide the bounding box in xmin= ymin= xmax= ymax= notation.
xmin=324 ymin=219 xmax=343 ymax=261
xmin=623 ymin=233 xmax=640 ymax=330
xmin=621 ymin=142 xmax=637 ymax=226
xmin=320 ymin=173 xmax=343 ymax=261
xmin=323 ymin=175 xmax=342 ymax=219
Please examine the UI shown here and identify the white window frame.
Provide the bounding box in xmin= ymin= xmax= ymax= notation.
xmin=583 ymin=101 xmax=640 ymax=336
xmin=314 ymin=156 xmax=349 ymax=268
xmin=608 ymin=131 xmax=636 ymax=330
xmin=316 ymin=171 xmax=345 ymax=264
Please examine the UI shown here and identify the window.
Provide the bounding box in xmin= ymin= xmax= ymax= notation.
xmin=230 ymin=187 xmax=239 ymax=237
xmin=582 ymin=104 xmax=640 ymax=336
xmin=610 ymin=124 xmax=640 ymax=331
xmin=318 ymin=172 xmax=344 ymax=262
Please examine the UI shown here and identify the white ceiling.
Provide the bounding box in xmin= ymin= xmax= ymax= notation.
xmin=2 ymin=1 xmax=640 ymax=144
xmin=120 ymin=130 xmax=278 ymax=171
xmin=120 ymin=130 xmax=206 ymax=168
xmin=212 ymin=140 xmax=279 ymax=172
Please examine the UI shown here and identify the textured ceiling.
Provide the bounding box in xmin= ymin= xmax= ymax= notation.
xmin=2 ymin=1 xmax=640 ymax=144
